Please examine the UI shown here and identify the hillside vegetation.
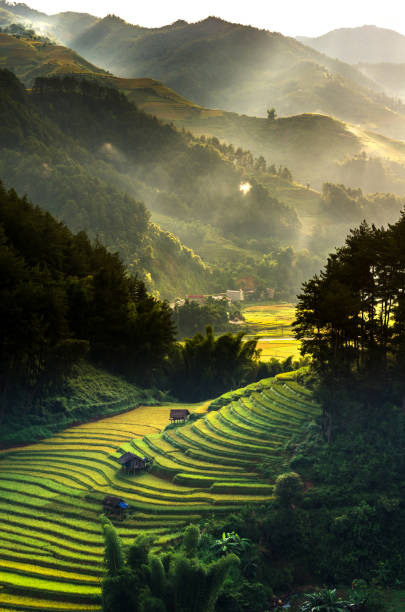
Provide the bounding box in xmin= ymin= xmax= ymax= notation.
xmin=64 ymin=15 xmax=405 ymax=140
xmin=3 ymin=29 xmax=405 ymax=197
xmin=3 ymin=69 xmax=329 ymax=298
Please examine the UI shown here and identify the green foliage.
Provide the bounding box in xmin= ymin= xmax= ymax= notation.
xmin=168 ymin=326 xmax=260 ymax=401
xmin=127 ymin=534 xmax=153 ymax=572
xmin=211 ymin=532 xmax=251 ymax=558
xmin=101 ymin=517 xmax=125 ymax=576
xmin=274 ymin=472 xmax=305 ymax=508
xmin=173 ymin=297 xmax=232 ymax=338
xmin=299 ymin=588 xmax=350 ymax=611
xmin=182 ymin=524 xmax=200 ymax=558
xmin=294 ymin=212 xmax=405 ymax=435
xmin=171 ymin=552 xmax=239 ymax=612
xmin=102 ymin=568 xmax=140 ymax=612
xmin=0 ymin=181 xmax=176 ymax=421
xmin=100 ymin=522 xmax=238 ymax=612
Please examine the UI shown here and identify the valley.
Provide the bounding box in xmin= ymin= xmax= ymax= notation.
xmin=1 ymin=2 xmax=405 ymax=610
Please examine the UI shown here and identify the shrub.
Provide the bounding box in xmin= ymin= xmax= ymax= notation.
xmin=274 ymin=472 xmax=304 ymax=508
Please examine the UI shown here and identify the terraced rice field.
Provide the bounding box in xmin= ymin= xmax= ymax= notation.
xmin=243 ymin=302 xmax=301 ymax=361
xmin=0 ymin=376 xmax=319 ymax=611
xmin=243 ymin=302 xmax=296 ymax=335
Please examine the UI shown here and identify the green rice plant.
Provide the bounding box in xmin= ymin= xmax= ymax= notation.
xmin=173 ymin=473 xmax=217 ymax=488
xmin=210 ymin=482 xmax=274 ymax=495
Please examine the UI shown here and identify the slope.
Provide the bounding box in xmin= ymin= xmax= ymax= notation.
xmin=0 ymin=32 xmax=107 ymax=84
xmin=0 ymin=1 xmax=99 ymax=44
xmin=3 ymin=29 xmax=405 ymax=195
xmin=297 ymin=25 xmax=405 ymax=65
xmin=65 ymin=15 xmax=405 ymax=140
xmin=0 ymin=374 xmax=319 ymax=611
xmin=0 ymin=69 xmax=213 ymax=298
xmin=357 ymin=62 xmax=405 ymax=100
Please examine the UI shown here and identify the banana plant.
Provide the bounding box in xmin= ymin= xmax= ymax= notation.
xmin=299 ymin=588 xmax=351 ymax=611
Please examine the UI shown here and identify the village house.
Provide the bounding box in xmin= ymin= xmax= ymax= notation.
xmin=103 ymin=495 xmax=129 ymax=518
xmin=186 ymin=294 xmax=206 ymax=305
xmin=118 ymin=452 xmax=149 ymax=474
xmin=170 ymin=408 xmax=190 ymax=423
xmin=226 ymin=289 xmax=244 ymax=302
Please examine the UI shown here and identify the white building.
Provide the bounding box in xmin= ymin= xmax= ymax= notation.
xmin=226 ymin=289 xmax=244 ymax=302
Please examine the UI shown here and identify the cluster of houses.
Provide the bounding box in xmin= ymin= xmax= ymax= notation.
xmin=172 ymin=289 xmax=245 ymax=308
xmin=171 ymin=287 xmax=275 ymax=309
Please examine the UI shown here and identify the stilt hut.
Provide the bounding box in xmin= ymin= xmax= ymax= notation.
xmin=169 ymin=408 xmax=190 ymax=423
xmin=103 ymin=495 xmax=129 ymax=518
xmin=118 ymin=452 xmax=148 ymax=474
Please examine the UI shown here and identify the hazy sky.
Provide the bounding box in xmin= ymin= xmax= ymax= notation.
xmin=25 ymin=0 xmax=405 ymax=38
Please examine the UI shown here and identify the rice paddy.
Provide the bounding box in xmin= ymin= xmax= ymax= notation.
xmin=242 ymin=302 xmax=301 ymax=361
xmin=0 ymin=376 xmax=319 ymax=611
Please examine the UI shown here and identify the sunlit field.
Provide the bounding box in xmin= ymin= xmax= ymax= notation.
xmin=0 ymin=377 xmax=318 ymax=611
xmin=256 ymin=338 xmax=301 ymax=361
xmin=242 ymin=302 xmax=301 ymax=361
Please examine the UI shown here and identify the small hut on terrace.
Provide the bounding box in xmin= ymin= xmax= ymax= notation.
xmin=169 ymin=408 xmax=190 ymax=423
xmin=118 ymin=452 xmax=148 ymax=474
xmin=103 ymin=495 xmax=129 ymax=518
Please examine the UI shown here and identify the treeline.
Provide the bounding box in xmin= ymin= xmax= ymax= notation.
xmin=173 ymin=297 xmax=242 ymax=338
xmin=295 ymin=209 xmax=405 ymax=436
xmin=0 ymin=182 xmax=175 ymax=418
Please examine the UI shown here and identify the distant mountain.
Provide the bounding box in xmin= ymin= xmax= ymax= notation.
xmin=3 ymin=29 xmax=405 ymax=197
xmin=357 ymin=62 xmax=405 ymax=100
xmin=0 ymin=1 xmax=98 ymax=43
xmin=64 ymin=15 xmax=405 ymax=140
xmin=4 ymin=5 xmax=405 ymax=140
xmin=297 ymin=25 xmax=405 ymax=64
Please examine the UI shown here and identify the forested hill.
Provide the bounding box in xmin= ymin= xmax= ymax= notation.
xmin=0 ymin=181 xmax=176 ymax=418
xmin=0 ymin=69 xmax=304 ymax=296
xmin=4 ymin=30 xmax=405 ymax=199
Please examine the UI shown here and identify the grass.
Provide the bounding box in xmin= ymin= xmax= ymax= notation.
xmin=0 ymin=373 xmax=319 ymax=610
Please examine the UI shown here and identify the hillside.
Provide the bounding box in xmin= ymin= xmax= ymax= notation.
xmin=0 ymin=32 xmax=107 ymax=84
xmin=0 ymin=70 xmax=214 ymax=298
xmin=0 ymin=374 xmax=319 ymax=610
xmin=2 ymin=38 xmax=405 ymax=299
xmin=357 ymin=61 xmax=405 ymax=100
xmin=0 ymin=1 xmax=98 ymax=43
xmin=4 ymin=5 xmax=405 ymax=138
xmin=3 ymin=30 xmax=405 ymax=198
xmin=62 ymin=15 xmax=405 ymax=140
xmin=297 ymin=25 xmax=405 ymax=64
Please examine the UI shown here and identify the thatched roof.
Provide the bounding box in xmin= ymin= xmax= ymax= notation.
xmin=170 ymin=409 xmax=190 ymax=419
xmin=118 ymin=452 xmax=145 ymax=465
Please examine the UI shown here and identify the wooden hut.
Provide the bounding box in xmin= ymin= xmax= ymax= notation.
xmin=118 ymin=452 xmax=148 ymax=474
xmin=103 ymin=495 xmax=129 ymax=518
xmin=169 ymin=409 xmax=190 ymax=423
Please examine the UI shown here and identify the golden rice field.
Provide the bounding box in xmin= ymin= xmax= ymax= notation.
xmin=0 ymin=375 xmax=319 ymax=611
xmin=242 ymin=302 xmax=301 ymax=361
